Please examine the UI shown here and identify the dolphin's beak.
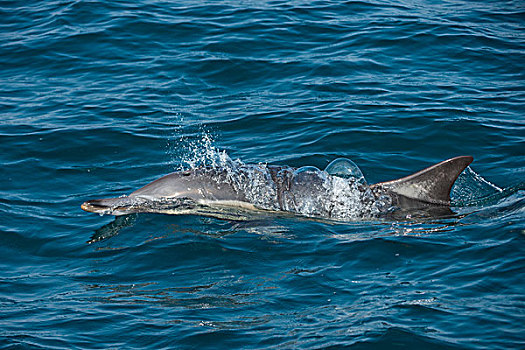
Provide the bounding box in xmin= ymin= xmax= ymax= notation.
xmin=81 ymin=199 xmax=112 ymax=214
xmin=81 ymin=197 xmax=133 ymax=215
xmin=80 ymin=201 xmax=91 ymax=212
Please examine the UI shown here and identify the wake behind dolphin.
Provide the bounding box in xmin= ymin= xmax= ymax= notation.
xmin=81 ymin=155 xmax=473 ymax=221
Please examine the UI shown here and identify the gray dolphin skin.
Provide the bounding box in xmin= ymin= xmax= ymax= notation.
xmin=81 ymin=156 xmax=473 ymax=220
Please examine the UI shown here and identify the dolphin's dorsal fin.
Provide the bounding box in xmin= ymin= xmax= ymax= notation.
xmin=370 ymin=156 xmax=473 ymax=205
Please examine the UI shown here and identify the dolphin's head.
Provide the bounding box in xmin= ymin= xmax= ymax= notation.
xmin=81 ymin=171 xmax=211 ymax=216
xmin=81 ymin=194 xmax=202 ymax=216
xmin=81 ymin=168 xmax=246 ymax=216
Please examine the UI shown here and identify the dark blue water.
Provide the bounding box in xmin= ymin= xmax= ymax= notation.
xmin=1 ymin=1 xmax=524 ymax=348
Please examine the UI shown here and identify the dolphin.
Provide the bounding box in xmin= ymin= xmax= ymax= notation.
xmin=81 ymin=156 xmax=473 ymax=220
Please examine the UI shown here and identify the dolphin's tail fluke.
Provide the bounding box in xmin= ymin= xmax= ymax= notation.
xmin=371 ymin=156 xmax=473 ymax=207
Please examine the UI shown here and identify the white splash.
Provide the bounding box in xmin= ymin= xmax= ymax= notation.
xmin=168 ymin=131 xmax=385 ymax=219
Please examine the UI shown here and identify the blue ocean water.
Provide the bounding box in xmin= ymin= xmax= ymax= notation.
xmin=1 ymin=0 xmax=524 ymax=348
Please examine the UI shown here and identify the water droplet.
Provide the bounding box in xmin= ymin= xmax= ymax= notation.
xmin=374 ymin=194 xmax=392 ymax=212
xmin=294 ymin=165 xmax=322 ymax=175
xmin=325 ymin=158 xmax=367 ymax=186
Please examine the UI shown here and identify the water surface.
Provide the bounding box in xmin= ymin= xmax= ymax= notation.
xmin=1 ymin=1 xmax=524 ymax=349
